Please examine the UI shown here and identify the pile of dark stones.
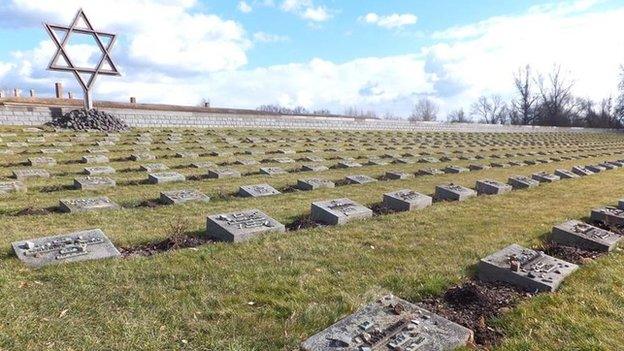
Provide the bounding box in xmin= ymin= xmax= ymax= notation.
xmin=48 ymin=109 xmax=129 ymax=132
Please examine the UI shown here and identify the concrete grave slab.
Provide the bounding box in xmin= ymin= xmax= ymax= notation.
xmin=531 ymin=172 xmax=560 ymax=183
xmin=443 ymin=165 xmax=469 ymax=174
xmin=385 ymin=171 xmax=413 ymax=180
xmin=383 ymin=189 xmax=432 ymax=212
xmin=207 ymin=168 xmax=241 ymax=179
xmin=190 ymin=162 xmax=214 ymax=169
xmin=141 ymin=163 xmax=169 ymax=172
xmin=40 ymin=148 xmax=63 ymax=154
xmin=238 ymin=184 xmax=281 ymax=197
xmin=130 ymin=153 xmax=156 ymax=161
xmin=571 ymin=166 xmax=594 ymax=176
xmin=478 ymin=244 xmax=578 ymax=292
xmin=235 ymin=159 xmax=259 ymax=165
xmin=12 ymin=229 xmax=120 ymax=268
xmin=207 ymin=209 xmax=285 ymax=242
xmin=259 ymin=167 xmax=287 ymax=175
xmin=28 ymin=157 xmax=56 ymax=167
xmin=418 ymin=168 xmax=444 ymax=176
xmin=176 ymin=151 xmax=199 ymax=159
xmin=74 ymin=176 xmax=116 ymax=190
xmin=311 ymin=198 xmax=372 ymax=225
xmin=297 ymin=178 xmax=335 ymax=191
xmin=590 ymin=207 xmax=624 ymax=226
xmin=476 ymin=179 xmax=513 ymax=195
xmin=469 ymin=163 xmax=490 ymax=171
xmin=434 ymin=184 xmax=477 ymax=201
xmin=365 ymin=159 xmax=389 ymax=166
xmin=13 ymin=168 xmax=50 ymax=180
xmin=336 ymin=160 xmax=362 ymax=168
xmin=160 ymin=189 xmax=210 ymax=205
xmin=84 ymin=166 xmax=116 ymax=175
xmin=554 ymin=169 xmax=580 ymax=179
xmin=586 ymin=165 xmax=607 ymax=173
xmin=551 ymin=220 xmax=622 ymax=252
xmin=87 ymin=148 xmax=109 ymax=153
xmin=148 ymin=172 xmax=186 ymax=184
xmin=508 ymin=175 xmax=539 ymax=189
xmin=0 ymin=181 xmax=27 ymax=195
xmin=59 ymin=196 xmax=119 ymax=213
xmin=599 ymin=163 xmax=616 ymax=170
xmin=301 ymin=295 xmax=473 ymax=351
xmin=82 ymin=155 xmax=109 ymax=164
xmin=345 ymin=175 xmax=378 ymax=185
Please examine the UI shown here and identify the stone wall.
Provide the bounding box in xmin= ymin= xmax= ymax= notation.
xmin=0 ymin=104 xmax=616 ymax=133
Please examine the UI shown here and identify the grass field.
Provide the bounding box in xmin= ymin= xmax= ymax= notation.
xmin=1 ymin=126 xmax=624 ymax=350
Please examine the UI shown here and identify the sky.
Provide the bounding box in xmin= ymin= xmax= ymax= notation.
xmin=0 ymin=0 xmax=623 ymax=119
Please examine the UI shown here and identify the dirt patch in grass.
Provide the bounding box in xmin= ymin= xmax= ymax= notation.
xmin=286 ymin=214 xmax=321 ymax=231
xmin=15 ymin=206 xmax=59 ymax=216
xmin=540 ymin=241 xmax=606 ymax=265
xmin=120 ymin=234 xmax=212 ymax=257
xmin=419 ymin=280 xmax=531 ymax=348
xmin=138 ymin=199 xmax=163 ymax=208
xmin=279 ymin=185 xmax=300 ymax=194
xmin=39 ymin=184 xmax=74 ymax=193
xmin=369 ymin=202 xmax=399 ymax=216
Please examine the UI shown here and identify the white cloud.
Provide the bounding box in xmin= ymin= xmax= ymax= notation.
xmin=238 ymin=1 xmax=252 ymax=13
xmin=362 ymin=12 xmax=418 ymax=29
xmin=280 ymin=0 xmax=332 ymax=22
xmin=253 ymin=32 xmax=289 ymax=43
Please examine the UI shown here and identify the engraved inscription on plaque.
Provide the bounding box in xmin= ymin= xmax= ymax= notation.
xmin=551 ymin=220 xmax=622 ymax=252
xmin=59 ymin=196 xmax=119 ymax=213
xmin=0 ymin=181 xmax=27 ymax=195
xmin=13 ymin=168 xmax=51 ymax=180
xmin=590 ymin=207 xmax=624 ymax=226
xmin=239 ymin=184 xmax=281 ymax=197
xmin=207 ymin=209 xmax=285 ymax=242
xmin=74 ymin=176 xmax=116 ymax=190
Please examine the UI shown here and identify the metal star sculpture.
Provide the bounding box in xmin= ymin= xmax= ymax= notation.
xmin=44 ymin=9 xmax=121 ymax=110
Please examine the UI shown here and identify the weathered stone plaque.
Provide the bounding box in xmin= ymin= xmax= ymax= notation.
xmin=507 ymin=175 xmax=539 ymax=189
xmin=139 ymin=163 xmax=168 ymax=172
xmin=551 ymin=220 xmax=622 ymax=252
xmin=599 ymin=162 xmax=616 ymax=170
xmin=385 ymin=171 xmax=412 ymax=180
xmin=13 ymin=168 xmax=50 ymax=180
xmin=419 ymin=156 xmax=440 ymax=163
xmin=301 ymin=295 xmax=473 ymax=351
xmin=12 ymin=229 xmax=120 ymax=268
xmin=190 ymin=162 xmax=214 ymax=169
xmin=366 ymin=158 xmax=389 ymax=166
xmin=160 ymin=189 xmax=210 ymax=205
xmin=176 ymin=151 xmax=199 ymax=159
xmin=586 ymin=164 xmax=606 ymax=173
xmin=590 ymin=207 xmax=624 ymax=226
xmin=259 ymin=167 xmax=287 ymax=176
xmin=531 ymin=172 xmax=560 ymax=183
xmin=417 ymin=168 xmax=444 ymax=176
xmin=0 ymin=181 xmax=27 ymax=195
xmin=84 ymin=166 xmax=116 ymax=176
xmin=238 ymin=184 xmax=281 ymax=197
xmin=130 ymin=153 xmax=156 ymax=161
xmin=301 ymin=164 xmax=329 ymax=172
xmin=40 ymin=148 xmax=63 ymax=154
xmin=148 ymin=172 xmax=186 ymax=184
xmin=303 ymin=155 xmax=325 ymax=162
xmin=74 ymin=176 xmax=116 ymax=190
xmin=207 ymin=167 xmax=241 ymax=179
xmin=271 ymin=157 xmax=295 ymax=164
xmin=59 ymin=196 xmax=119 ymax=213
xmin=345 ymin=175 xmax=377 ymax=185
xmin=28 ymin=157 xmax=56 ymax=167
xmin=207 ymin=209 xmax=285 ymax=242
xmin=434 ymin=184 xmax=476 ymax=201
xmin=469 ymin=163 xmax=490 ymax=171
xmin=311 ymin=198 xmax=372 ymax=225
xmin=297 ymin=178 xmax=335 ymax=191
xmin=478 ymin=244 xmax=578 ymax=292
xmin=81 ymin=155 xmax=109 ymax=164
xmin=383 ymin=189 xmax=432 ymax=212
xmin=475 ymin=179 xmax=512 ymax=195
xmin=554 ymin=169 xmax=579 ymax=179
xmin=336 ymin=160 xmax=362 ymax=168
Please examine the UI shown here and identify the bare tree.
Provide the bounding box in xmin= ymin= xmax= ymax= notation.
xmin=534 ymin=65 xmax=576 ymax=126
xmin=510 ymin=65 xmax=538 ymax=125
xmin=447 ymin=108 xmax=471 ymax=123
xmin=615 ymin=65 xmax=624 ymax=125
xmin=409 ymin=97 xmax=439 ymax=122
xmin=344 ymin=106 xmax=378 ymax=118
xmin=470 ymin=95 xmax=507 ymax=124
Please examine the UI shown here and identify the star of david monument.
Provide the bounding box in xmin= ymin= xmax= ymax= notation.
xmin=44 ymin=9 xmax=120 ymax=110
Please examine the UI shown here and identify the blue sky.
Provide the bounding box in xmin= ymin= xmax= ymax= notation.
xmin=1 ymin=0 xmax=624 ymax=118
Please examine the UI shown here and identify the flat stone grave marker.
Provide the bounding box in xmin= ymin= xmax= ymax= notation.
xmin=443 ymin=165 xmax=469 ymax=174
xmin=478 ymin=243 xmax=578 ymax=292
xmin=12 ymin=229 xmax=120 ymax=268
xmin=508 ymin=175 xmax=539 ymax=189
xmin=345 ymin=175 xmax=377 ymax=185
xmin=591 ymin=207 xmax=624 ymax=226
xmin=176 ymin=151 xmax=199 ymax=159
xmin=524 ymin=160 xmax=537 ymax=165
xmin=74 ymin=176 xmax=116 ymax=190
xmin=13 ymin=168 xmax=50 ymax=180
xmin=148 ymin=172 xmax=186 ymax=184
xmin=40 ymin=148 xmax=63 ymax=154
xmin=239 ymin=184 xmax=280 ymax=197
xmin=28 ymin=157 xmax=56 ymax=167
xmin=207 ymin=209 xmax=285 ymax=242
xmin=531 ymin=172 xmax=560 ymax=183
xmin=131 ymin=153 xmax=156 ymax=161
xmin=383 ymin=189 xmax=432 ymax=212
xmin=619 ymin=199 xmax=624 ymax=210
xmin=418 ymin=168 xmax=444 ymax=176
xmin=385 ymin=171 xmax=412 ymax=180
xmin=87 ymin=148 xmax=109 ymax=153
xmin=160 ymin=189 xmax=210 ymax=205
xmin=586 ymin=164 xmax=606 ymax=173
xmin=490 ymin=162 xmax=510 ymax=168
xmin=244 ymin=150 xmax=265 ymax=156
xmin=551 ymin=220 xmax=622 ymax=252
xmin=277 ymin=149 xmax=296 ymax=154
xmin=190 ymin=161 xmax=214 ymax=169
xmin=609 ymin=161 xmax=624 ymax=167
xmin=599 ymin=162 xmax=616 ymax=170
xmin=434 ymin=184 xmax=476 ymax=201
xmin=469 ymin=163 xmax=490 ymax=171
xmin=207 ymin=167 xmax=241 ymax=179
xmin=297 ymin=178 xmax=335 ymax=191
xmin=311 ymin=198 xmax=372 ymax=225
xmin=271 ymin=157 xmax=295 ymax=164
xmin=302 ymin=155 xmax=325 ymax=162
xmin=82 ymin=155 xmax=109 ymax=164
xmin=59 ymin=196 xmax=119 ymax=213
xmin=476 ymin=179 xmax=512 ymax=195
xmin=0 ymin=181 xmax=26 ymax=195
xmin=336 ymin=160 xmax=362 ymax=168
xmin=301 ymin=295 xmax=473 ymax=351
xmin=209 ymin=150 xmax=233 ymax=157
xmin=365 ymin=158 xmax=389 ymax=166
xmin=84 ymin=166 xmax=116 ymax=175
xmin=419 ymin=156 xmax=440 ymax=163
xmin=301 ymin=164 xmax=329 ymax=172
xmin=7 ymin=142 xmax=28 ymax=148
xmin=554 ymin=169 xmax=579 ymax=179
xmin=571 ymin=165 xmax=593 ymax=176
xmin=235 ymin=158 xmax=259 ymax=165
xmin=141 ymin=163 xmax=169 ymax=172
xmin=0 ymin=148 xmax=14 ymax=154
xmin=97 ymin=140 xmax=115 ymax=146
xmin=259 ymin=167 xmax=287 ymax=176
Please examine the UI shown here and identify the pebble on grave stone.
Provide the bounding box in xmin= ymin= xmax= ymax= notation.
xmin=74 ymin=176 xmax=116 ymax=190
xmin=531 ymin=172 xmax=560 ymax=183
xmin=300 ymin=294 xmax=474 ymax=351
xmin=476 ymin=179 xmax=513 ymax=195
xmin=551 ymin=220 xmax=622 ymax=252
xmin=586 ymin=164 xmax=607 ymax=173
xmin=59 ymin=196 xmax=120 ymax=213
xmin=301 ymin=163 xmax=329 ymax=172
xmin=385 ymin=171 xmax=413 ymax=180
xmin=0 ymin=180 xmax=27 ymax=195
xmin=28 ymin=157 xmax=57 ymax=167
xmin=297 ymin=178 xmax=335 ymax=191
xmin=443 ymin=165 xmax=469 ymax=174
xmin=571 ymin=165 xmax=594 ymax=176
xmin=383 ymin=189 xmax=432 ymax=212
xmin=259 ymin=167 xmax=287 ymax=175
xmin=469 ymin=163 xmax=490 ymax=171
xmin=12 ymin=168 xmax=50 ymax=180
xmin=160 ymin=189 xmax=210 ymax=205
xmin=590 ymin=207 xmax=624 ymax=226
xmin=345 ymin=174 xmax=378 ymax=185
xmin=148 ymin=171 xmax=186 ymax=184
xmin=130 ymin=153 xmax=157 ymax=161
xmin=81 ymin=155 xmax=109 ymax=164
xmin=206 ymin=209 xmax=285 ymax=242
xmin=11 ymin=228 xmax=120 ymax=268
xmin=311 ymin=198 xmax=373 ymax=225
xmin=207 ymin=167 xmax=241 ymax=179
xmin=477 ymin=243 xmax=578 ymax=292
xmin=238 ymin=184 xmax=281 ymax=197
xmin=84 ymin=166 xmax=116 ymax=175
xmin=434 ymin=183 xmax=477 ymax=202
xmin=554 ymin=169 xmax=579 ymax=179
xmin=507 ymin=175 xmax=539 ymax=189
